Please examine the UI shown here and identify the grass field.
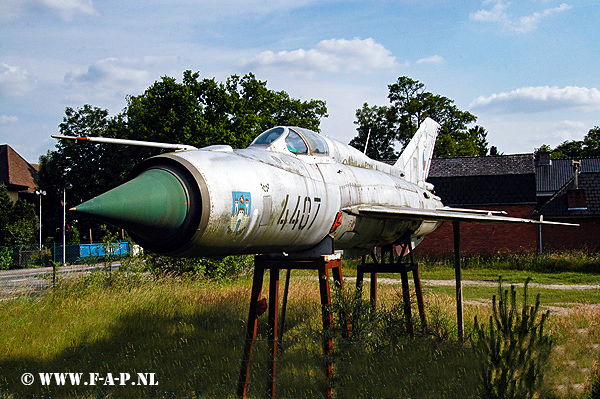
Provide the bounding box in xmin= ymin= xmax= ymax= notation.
xmin=0 ymin=253 xmax=598 ymax=398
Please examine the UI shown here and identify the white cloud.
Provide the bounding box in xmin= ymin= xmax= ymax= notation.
xmin=470 ymin=1 xmax=571 ymax=33
xmin=64 ymin=56 xmax=179 ymax=91
xmin=39 ymin=0 xmax=96 ymax=20
xmin=0 ymin=64 xmax=37 ymax=97
xmin=476 ymin=116 xmax=595 ymax=155
xmin=470 ymin=0 xmax=510 ymax=24
xmin=470 ymin=86 xmax=600 ymax=113
xmin=240 ymin=38 xmax=398 ymax=74
xmin=551 ymin=120 xmax=587 ymax=141
xmin=416 ymin=55 xmax=444 ymax=65
xmin=0 ymin=115 xmax=19 ymax=124
xmin=0 ymin=0 xmax=96 ymax=21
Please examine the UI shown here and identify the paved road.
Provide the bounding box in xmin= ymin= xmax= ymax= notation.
xmin=0 ymin=262 xmax=121 ymax=296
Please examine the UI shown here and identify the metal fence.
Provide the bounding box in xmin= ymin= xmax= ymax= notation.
xmin=0 ymin=241 xmax=131 ymax=270
xmin=0 ymin=242 xmax=132 ymax=297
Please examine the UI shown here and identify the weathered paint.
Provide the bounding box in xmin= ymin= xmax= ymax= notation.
xmin=71 ymin=123 xmax=445 ymax=257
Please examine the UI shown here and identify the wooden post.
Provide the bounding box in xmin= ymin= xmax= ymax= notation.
xmin=370 ymin=272 xmax=378 ymax=309
xmin=267 ymin=268 xmax=280 ymax=398
xmin=412 ymin=267 xmax=427 ymax=331
xmin=237 ymin=263 xmax=265 ymax=398
xmin=400 ymin=268 xmax=414 ymax=337
xmin=318 ymin=260 xmax=334 ymax=399
xmin=237 ymin=254 xmax=343 ymax=399
xmin=453 ymin=221 xmax=464 ymax=343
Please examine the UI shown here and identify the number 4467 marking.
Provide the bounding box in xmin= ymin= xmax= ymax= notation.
xmin=278 ymin=195 xmax=321 ymax=231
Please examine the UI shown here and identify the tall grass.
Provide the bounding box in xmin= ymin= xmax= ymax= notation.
xmin=418 ymin=250 xmax=600 ymax=274
xmin=0 ymin=259 xmax=598 ymax=398
xmin=0 ymin=272 xmax=253 ymax=398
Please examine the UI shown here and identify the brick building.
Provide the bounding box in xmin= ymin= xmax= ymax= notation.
xmin=414 ymin=154 xmax=600 ymax=256
xmin=535 ymin=157 xmax=600 ymax=251
xmin=415 ymin=154 xmax=539 ymax=256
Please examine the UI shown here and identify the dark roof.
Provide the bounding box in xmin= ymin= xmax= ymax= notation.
xmin=537 ymin=172 xmax=600 ymax=217
xmin=536 ymin=158 xmax=600 ymax=193
xmin=429 ymin=174 xmax=536 ymax=206
xmin=429 ymin=154 xmax=535 ymax=178
xmin=0 ymin=144 xmax=39 ymax=193
xmin=426 ymin=154 xmax=536 ymax=206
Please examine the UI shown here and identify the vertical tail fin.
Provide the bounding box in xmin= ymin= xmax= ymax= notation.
xmin=394 ymin=117 xmax=440 ymax=185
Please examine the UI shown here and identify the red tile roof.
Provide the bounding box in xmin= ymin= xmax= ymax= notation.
xmin=0 ymin=144 xmax=39 ymax=193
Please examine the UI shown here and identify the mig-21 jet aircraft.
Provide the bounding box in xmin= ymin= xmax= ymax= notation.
xmin=53 ymin=118 xmax=574 ymax=258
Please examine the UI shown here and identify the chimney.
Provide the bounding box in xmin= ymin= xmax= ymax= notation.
xmin=567 ymin=188 xmax=587 ymax=210
xmin=572 ymin=160 xmax=581 ymax=189
xmin=538 ymin=150 xmax=551 ymax=166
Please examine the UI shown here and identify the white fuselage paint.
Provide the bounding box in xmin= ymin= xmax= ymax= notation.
xmin=164 ymin=134 xmax=443 ymax=257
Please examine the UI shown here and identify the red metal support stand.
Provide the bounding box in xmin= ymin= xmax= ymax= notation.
xmin=237 ymin=253 xmax=345 ymax=399
xmin=355 ymin=242 xmax=427 ymax=335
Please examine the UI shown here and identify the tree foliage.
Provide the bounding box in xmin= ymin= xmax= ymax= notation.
xmin=0 ymin=184 xmax=38 ymax=246
xmin=539 ymin=126 xmax=600 ymax=158
xmin=350 ymin=76 xmax=487 ymax=159
xmin=350 ymin=103 xmax=398 ymax=160
xmin=38 ymin=71 xmax=327 ymax=242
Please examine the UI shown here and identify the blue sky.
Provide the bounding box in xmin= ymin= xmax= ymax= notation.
xmin=1 ymin=0 xmax=599 ymax=163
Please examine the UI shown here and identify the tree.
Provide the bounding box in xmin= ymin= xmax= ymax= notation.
xmin=388 ymin=77 xmax=481 ymax=157
xmin=582 ymin=126 xmax=600 ymax=157
xmin=349 ymin=103 xmax=398 ymax=160
xmin=350 ymin=76 xmax=486 ymax=158
xmin=38 ymin=105 xmax=128 ymax=242
xmin=551 ymin=140 xmax=584 ymax=158
xmin=539 ymin=126 xmax=600 ymax=159
xmin=0 ymin=184 xmax=38 ymax=246
xmin=125 ymin=71 xmax=327 ymax=151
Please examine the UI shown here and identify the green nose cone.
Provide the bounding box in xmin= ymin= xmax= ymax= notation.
xmin=72 ymin=168 xmax=189 ymax=242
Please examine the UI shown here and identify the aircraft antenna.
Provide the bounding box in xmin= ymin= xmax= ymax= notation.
xmin=363 ymin=128 xmax=371 ymax=154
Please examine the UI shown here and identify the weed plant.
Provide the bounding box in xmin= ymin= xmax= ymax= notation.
xmin=145 ymin=253 xmax=253 ymax=280
xmin=326 ymin=284 xmax=482 ymax=398
xmin=473 ymin=277 xmax=553 ymax=399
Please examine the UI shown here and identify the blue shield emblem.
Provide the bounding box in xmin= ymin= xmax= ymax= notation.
xmin=231 ymin=192 xmax=251 ymax=232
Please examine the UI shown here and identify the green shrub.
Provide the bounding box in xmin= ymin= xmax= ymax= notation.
xmin=473 ymin=277 xmax=553 ymax=399
xmin=0 ymin=248 xmax=11 ymax=270
xmin=145 ymin=254 xmax=253 ymax=280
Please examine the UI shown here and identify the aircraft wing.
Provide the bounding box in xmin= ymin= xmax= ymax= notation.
xmin=344 ymin=205 xmax=579 ymax=226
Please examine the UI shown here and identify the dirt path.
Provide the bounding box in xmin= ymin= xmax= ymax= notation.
xmin=337 ymin=276 xmax=600 ymax=291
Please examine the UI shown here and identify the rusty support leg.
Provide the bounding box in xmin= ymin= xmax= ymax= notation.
xmin=318 ymin=262 xmax=334 ymax=399
xmin=453 ymin=221 xmax=464 ymax=343
xmin=356 ymin=268 xmax=365 ymax=292
xmin=370 ymin=272 xmax=378 ymax=310
xmin=400 ymin=269 xmax=414 ymax=337
xmin=278 ymin=269 xmax=291 ymax=343
xmin=406 ymin=240 xmax=427 ymax=330
xmin=267 ymin=268 xmax=280 ymax=398
xmin=412 ymin=267 xmax=427 ymax=331
xmin=238 ymin=262 xmax=266 ymax=398
xmin=330 ymin=258 xmax=349 ymax=339
xmin=356 ymin=255 xmax=365 ymax=295
xmin=330 ymin=259 xmax=344 ymax=289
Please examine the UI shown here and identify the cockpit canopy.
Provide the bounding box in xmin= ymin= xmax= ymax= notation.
xmin=250 ymin=127 xmax=329 ymax=156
